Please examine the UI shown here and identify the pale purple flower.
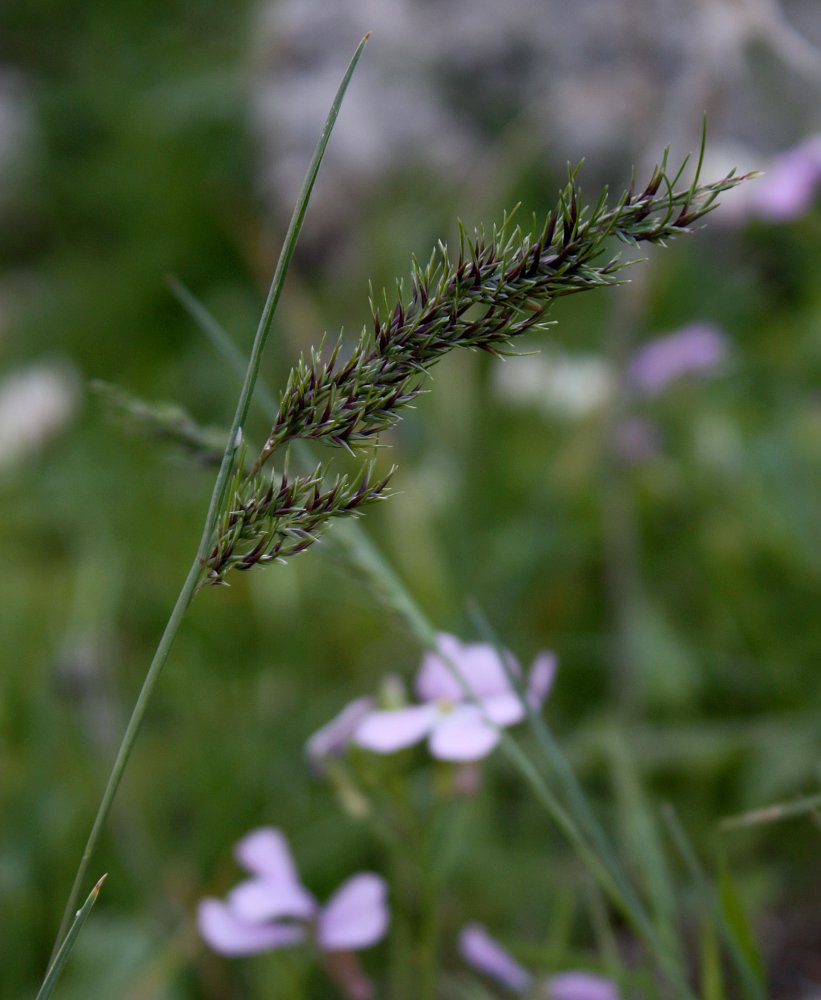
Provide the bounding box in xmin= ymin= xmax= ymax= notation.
xmin=746 ymin=135 xmax=821 ymax=222
xmin=548 ymin=973 xmax=620 ymax=1000
xmin=627 ymin=323 xmax=727 ymax=397
xmin=198 ymin=827 xmax=389 ymax=957
xmin=352 ymin=634 xmax=557 ymax=762
xmin=306 ymin=696 xmax=375 ymax=765
xmin=459 ymin=923 xmax=619 ymax=1000
xmin=459 ymin=922 xmax=534 ymax=992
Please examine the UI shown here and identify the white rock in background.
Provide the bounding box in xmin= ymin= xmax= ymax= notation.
xmin=0 ymin=364 xmax=80 ymax=470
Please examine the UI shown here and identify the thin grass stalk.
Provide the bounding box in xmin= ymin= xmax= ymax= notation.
xmin=720 ymin=790 xmax=821 ymax=829
xmin=166 ymin=276 xmax=281 ymax=421
xmin=43 ymin=34 xmax=371 ymax=981
xmin=498 ymin=734 xmax=698 ymax=999
xmin=468 ymin=610 xmax=695 ymax=996
xmin=662 ymin=804 xmax=766 ymax=1000
xmin=49 ymin=556 xmax=204 ymax=958
xmin=468 ymin=607 xmax=642 ymax=899
xmin=608 ymin=733 xmax=685 ymax=971
xmin=584 ymin=878 xmax=625 ymax=984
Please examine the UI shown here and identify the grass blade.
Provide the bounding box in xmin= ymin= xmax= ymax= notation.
xmin=37 ymin=875 xmax=107 ymax=1000
xmin=662 ymin=804 xmax=766 ymax=1000
xmin=720 ymin=790 xmax=821 ymax=830
xmin=44 ymin=32 xmax=372 ymax=982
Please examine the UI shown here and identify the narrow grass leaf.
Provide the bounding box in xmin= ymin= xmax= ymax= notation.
xmin=37 ymin=875 xmax=107 ymax=1000
xmin=720 ymin=790 xmax=821 ymax=830
xmin=662 ymin=805 xmax=766 ymax=1000
xmin=608 ymin=733 xmax=683 ymax=971
xmin=718 ymin=863 xmax=765 ymax=983
xmin=699 ymin=918 xmax=725 ymax=1000
xmin=44 ymin=33 xmax=371 ymax=977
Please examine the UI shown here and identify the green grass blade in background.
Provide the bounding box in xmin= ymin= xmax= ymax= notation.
xmin=699 ymin=917 xmax=725 ymax=1000
xmin=662 ymin=805 xmax=766 ymax=1000
xmin=717 ymin=863 xmax=766 ymax=985
xmin=609 ymin=734 xmax=684 ymax=973
xmin=720 ymin=790 xmax=821 ymax=830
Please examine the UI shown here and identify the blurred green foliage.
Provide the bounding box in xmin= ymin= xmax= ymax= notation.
xmin=1 ymin=2 xmax=820 ymax=998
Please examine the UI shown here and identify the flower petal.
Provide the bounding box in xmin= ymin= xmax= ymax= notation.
xmin=197 ymin=898 xmax=306 ymax=956
xmin=545 ymin=972 xmax=618 ymax=1000
xmin=228 ymin=876 xmax=316 ymax=923
xmin=416 ymin=633 xmax=520 ymax=703
xmin=480 ymin=691 xmax=525 ymax=727
xmin=354 ymin=704 xmax=437 ymax=754
xmin=317 ymin=873 xmax=390 ymax=951
xmin=527 ymin=652 xmax=557 ymax=707
xmin=458 ymin=922 xmax=534 ymax=993
xmin=235 ymin=827 xmax=302 ymax=884
xmin=428 ymin=705 xmax=499 ymax=761
xmin=466 ymin=653 xmax=556 ymax=730
xmin=415 ymin=633 xmax=468 ymax=701
xmin=306 ymin=697 xmax=375 ymax=762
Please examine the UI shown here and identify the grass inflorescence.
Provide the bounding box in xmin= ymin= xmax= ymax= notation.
xmin=204 ymin=150 xmax=749 ymax=584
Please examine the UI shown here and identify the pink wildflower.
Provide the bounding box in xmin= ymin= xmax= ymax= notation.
xmin=198 ymin=827 xmax=389 ymax=957
xmin=352 ymin=634 xmax=556 ymax=762
xmin=459 ymin=922 xmax=619 ymax=1000
xmin=627 ymin=323 xmax=727 ymax=397
xmin=306 ymin=696 xmax=375 ymax=766
xmin=747 ymin=135 xmax=821 ymax=222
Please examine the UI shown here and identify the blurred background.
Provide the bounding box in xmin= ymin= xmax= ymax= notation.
xmin=2 ymin=0 xmax=821 ymax=997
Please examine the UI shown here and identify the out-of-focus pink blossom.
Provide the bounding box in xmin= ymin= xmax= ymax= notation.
xmin=627 ymin=324 xmax=727 ymax=397
xmin=745 ymin=135 xmax=821 ymax=222
xmin=306 ymin=696 xmax=375 ymax=765
xmin=198 ymin=827 xmax=389 ymax=958
xmin=459 ymin=922 xmax=534 ymax=992
xmin=548 ymin=972 xmax=621 ymax=1000
xmin=459 ymin=922 xmax=620 ymax=1000
xmin=352 ymin=634 xmax=557 ymax=762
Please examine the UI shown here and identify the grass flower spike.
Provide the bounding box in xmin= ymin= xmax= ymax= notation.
xmin=204 ymin=145 xmax=750 ymax=585
xmin=352 ymin=633 xmax=556 ymax=761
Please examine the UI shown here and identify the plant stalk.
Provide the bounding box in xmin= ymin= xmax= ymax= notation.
xmin=43 ymin=32 xmax=371 ymax=980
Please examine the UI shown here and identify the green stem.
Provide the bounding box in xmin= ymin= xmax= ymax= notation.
xmin=417 ymin=849 xmax=440 ymax=1000
xmin=43 ymin=33 xmax=371 ymax=980
xmin=197 ymin=31 xmax=372 ymax=571
xmin=50 ymin=556 xmax=202 ymax=956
